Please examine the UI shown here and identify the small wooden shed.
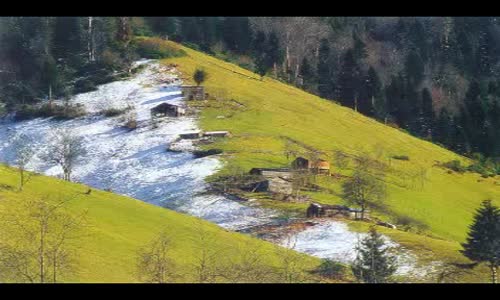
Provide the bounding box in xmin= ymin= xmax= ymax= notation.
xmin=291 ymin=157 xmax=330 ymax=175
xmin=314 ymin=159 xmax=331 ymax=175
xmin=291 ymin=157 xmax=311 ymax=170
xmin=151 ymin=103 xmax=186 ymax=117
xmin=306 ymin=203 xmax=367 ymax=220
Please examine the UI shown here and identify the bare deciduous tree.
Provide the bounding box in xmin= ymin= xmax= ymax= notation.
xmin=11 ymin=133 xmax=35 ymax=191
xmin=0 ymin=196 xmax=87 ymax=283
xmin=190 ymin=221 xmax=227 ymax=283
xmin=333 ymin=149 xmax=350 ymax=170
xmin=290 ymin=170 xmax=310 ymax=199
xmin=277 ymin=233 xmax=313 ymax=283
xmin=342 ymin=156 xmax=387 ymax=219
xmin=216 ymin=240 xmax=279 ymax=283
xmin=136 ymin=229 xmax=177 ymax=283
xmin=46 ymin=129 xmax=85 ymax=182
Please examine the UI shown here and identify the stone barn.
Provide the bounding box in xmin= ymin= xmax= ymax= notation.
xmin=252 ymin=176 xmax=293 ymax=195
xmin=249 ymin=168 xmax=292 ymax=179
xmin=181 ymin=85 xmax=205 ymax=101
xmin=151 ymin=103 xmax=185 ymax=117
xmin=249 ymin=168 xmax=293 ymax=195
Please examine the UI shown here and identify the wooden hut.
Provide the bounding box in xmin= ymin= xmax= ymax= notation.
xmin=314 ymin=159 xmax=331 ymax=175
xmin=151 ymin=103 xmax=185 ymax=117
xmin=306 ymin=203 xmax=368 ymax=220
xmin=291 ymin=157 xmax=311 ymax=170
xmin=291 ymin=157 xmax=330 ymax=175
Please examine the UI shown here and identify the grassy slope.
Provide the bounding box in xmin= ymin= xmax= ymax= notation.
xmin=0 ymin=165 xmax=321 ymax=283
xmin=163 ymin=42 xmax=499 ymax=281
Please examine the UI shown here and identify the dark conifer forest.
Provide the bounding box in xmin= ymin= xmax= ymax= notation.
xmin=1 ymin=17 xmax=499 ymax=163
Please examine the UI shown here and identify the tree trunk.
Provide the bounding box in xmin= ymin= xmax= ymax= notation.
xmin=19 ymin=169 xmax=24 ymax=191
xmin=88 ymin=17 xmax=95 ymax=62
xmin=40 ymin=226 xmax=45 ymax=283
xmin=53 ymin=252 xmax=57 ymax=283
xmin=491 ymin=263 xmax=498 ymax=284
xmin=49 ymin=84 xmax=52 ymax=104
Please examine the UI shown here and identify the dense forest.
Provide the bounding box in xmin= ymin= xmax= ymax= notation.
xmin=1 ymin=17 xmax=499 ymax=162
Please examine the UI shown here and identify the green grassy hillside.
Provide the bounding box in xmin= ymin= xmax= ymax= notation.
xmin=163 ymin=42 xmax=499 ymax=281
xmin=0 ymin=165 xmax=322 ymax=283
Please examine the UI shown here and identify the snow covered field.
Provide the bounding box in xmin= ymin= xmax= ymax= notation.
xmin=0 ymin=60 xmax=438 ymax=279
xmin=279 ymin=220 xmax=441 ymax=279
xmin=0 ymin=60 xmax=275 ymax=230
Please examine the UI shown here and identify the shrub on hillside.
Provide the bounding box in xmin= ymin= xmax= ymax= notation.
xmin=74 ymin=78 xmax=97 ymax=94
xmin=442 ymin=160 xmax=467 ymax=173
xmin=392 ymin=155 xmax=410 ymax=161
xmin=15 ymin=103 xmax=86 ymax=121
xmin=101 ymin=107 xmax=131 ymax=117
xmin=133 ymin=37 xmax=186 ymax=59
xmin=394 ymin=214 xmax=429 ymax=233
xmin=314 ymin=259 xmax=347 ymax=280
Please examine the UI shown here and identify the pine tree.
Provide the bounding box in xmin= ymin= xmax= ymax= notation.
xmin=254 ymin=53 xmax=270 ymax=80
xmin=222 ymin=17 xmax=251 ymax=54
xmin=359 ymin=66 xmax=381 ymax=117
xmin=300 ymin=57 xmax=314 ymax=91
xmin=337 ymin=49 xmax=361 ymax=109
xmin=266 ymin=32 xmax=283 ymax=77
xmin=352 ymin=31 xmax=367 ymax=61
xmin=317 ymin=38 xmax=333 ymax=99
xmin=419 ymin=88 xmax=434 ymax=138
xmin=351 ymin=227 xmax=397 ymax=283
xmin=461 ymin=200 xmax=500 ymax=283
xmin=405 ymin=50 xmax=424 ymax=87
xmin=252 ymin=31 xmax=267 ymax=56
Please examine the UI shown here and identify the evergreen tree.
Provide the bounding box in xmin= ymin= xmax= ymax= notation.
xmin=337 ymin=49 xmax=361 ymax=109
xmin=300 ymin=57 xmax=314 ymax=91
xmin=222 ymin=17 xmax=252 ymax=54
xmin=461 ymin=200 xmax=500 ymax=283
xmin=254 ymin=53 xmax=270 ymax=80
xmin=266 ymin=32 xmax=283 ymax=76
xmin=359 ymin=66 xmax=382 ymax=117
xmin=420 ymin=87 xmax=434 ymax=137
xmin=252 ymin=30 xmax=267 ymax=56
xmin=352 ymin=31 xmax=367 ymax=61
xmin=317 ymin=38 xmax=333 ymax=99
xmin=405 ymin=49 xmax=425 ymax=87
xmin=351 ymin=227 xmax=397 ymax=283
xmin=52 ymin=17 xmax=83 ymax=60
xmin=193 ymin=68 xmax=207 ymax=86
